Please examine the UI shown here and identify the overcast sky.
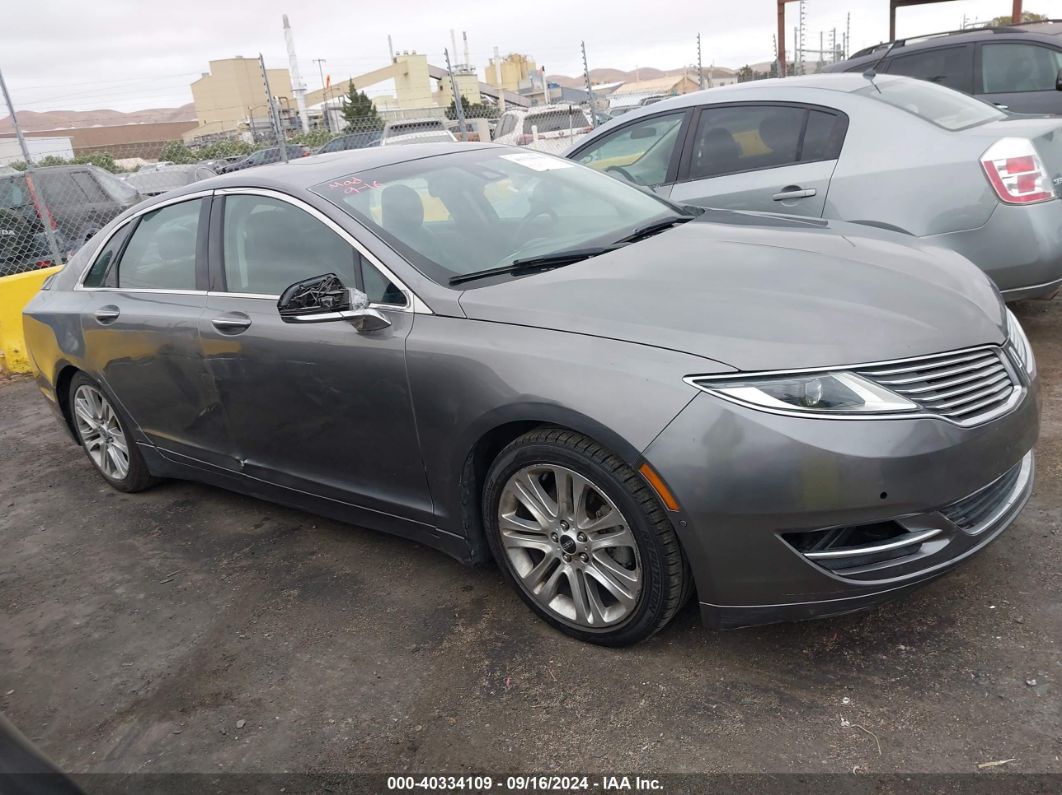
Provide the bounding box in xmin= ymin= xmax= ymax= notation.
xmin=3 ymin=0 xmax=1059 ymax=115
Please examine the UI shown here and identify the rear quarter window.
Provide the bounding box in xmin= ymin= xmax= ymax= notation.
xmin=853 ymin=77 xmax=1005 ymax=130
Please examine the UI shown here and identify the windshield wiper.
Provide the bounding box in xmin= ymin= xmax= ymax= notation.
xmin=613 ymin=215 xmax=694 ymax=245
xmin=448 ymin=246 xmax=619 ymax=286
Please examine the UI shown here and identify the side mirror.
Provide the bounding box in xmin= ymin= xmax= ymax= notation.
xmin=1056 ymin=67 xmax=1062 ymax=91
xmin=277 ymin=273 xmax=391 ymax=332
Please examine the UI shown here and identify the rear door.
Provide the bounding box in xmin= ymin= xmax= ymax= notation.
xmin=77 ymin=193 xmax=225 ymax=464
xmin=976 ymin=41 xmax=1062 ymax=114
xmin=667 ymin=103 xmax=846 ymax=217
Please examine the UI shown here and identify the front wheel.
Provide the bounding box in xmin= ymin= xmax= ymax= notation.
xmin=483 ymin=428 xmax=690 ymax=646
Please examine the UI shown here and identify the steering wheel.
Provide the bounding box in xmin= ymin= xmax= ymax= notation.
xmin=605 ymin=165 xmax=638 ymax=184
xmin=515 ymin=208 xmax=559 ymax=243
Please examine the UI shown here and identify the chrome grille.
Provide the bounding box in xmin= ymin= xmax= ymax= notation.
xmin=856 ymin=347 xmax=1019 ymax=425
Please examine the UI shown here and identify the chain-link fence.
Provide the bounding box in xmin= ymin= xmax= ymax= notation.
xmin=1 ymin=98 xmax=594 ymax=278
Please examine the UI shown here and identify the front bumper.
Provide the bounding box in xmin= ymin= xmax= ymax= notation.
xmin=642 ymin=375 xmax=1040 ymax=629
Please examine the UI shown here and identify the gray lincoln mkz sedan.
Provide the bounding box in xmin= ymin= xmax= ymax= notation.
xmin=23 ymin=143 xmax=1039 ymax=646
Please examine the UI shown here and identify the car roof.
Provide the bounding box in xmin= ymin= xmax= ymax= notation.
xmin=139 ymin=142 xmax=500 ymax=204
xmin=831 ymin=22 xmax=1062 ymax=69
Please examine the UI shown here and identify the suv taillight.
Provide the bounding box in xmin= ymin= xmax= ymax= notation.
xmin=981 ymin=138 xmax=1055 ymax=205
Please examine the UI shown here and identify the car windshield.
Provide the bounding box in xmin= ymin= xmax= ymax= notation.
xmin=853 ymin=76 xmax=1005 ymax=130
xmin=310 ymin=148 xmax=679 ymax=286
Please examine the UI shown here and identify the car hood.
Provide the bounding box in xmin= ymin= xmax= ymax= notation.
xmin=457 ymin=211 xmax=1006 ymax=372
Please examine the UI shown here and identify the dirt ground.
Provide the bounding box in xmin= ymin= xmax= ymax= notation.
xmin=1 ymin=301 xmax=1060 ymax=779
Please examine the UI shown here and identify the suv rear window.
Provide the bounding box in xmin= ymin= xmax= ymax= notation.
xmin=523 ymin=109 xmax=590 ymax=134
xmin=853 ymin=76 xmax=1004 ymax=130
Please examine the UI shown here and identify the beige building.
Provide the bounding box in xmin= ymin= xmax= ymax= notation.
xmin=485 ymin=53 xmax=537 ymax=93
xmin=186 ymin=57 xmax=293 ymax=142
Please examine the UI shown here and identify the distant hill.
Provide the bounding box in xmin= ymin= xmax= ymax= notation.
xmin=0 ymin=103 xmax=196 ymax=133
xmin=548 ymin=65 xmax=735 ymax=89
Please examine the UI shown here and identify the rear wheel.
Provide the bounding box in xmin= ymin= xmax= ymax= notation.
xmin=483 ymin=428 xmax=690 ymax=646
xmin=69 ymin=372 xmax=155 ymax=492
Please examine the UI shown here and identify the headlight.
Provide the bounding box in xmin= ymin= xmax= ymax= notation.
xmin=688 ymin=371 xmax=917 ymax=416
xmin=1005 ymin=308 xmax=1035 ymax=377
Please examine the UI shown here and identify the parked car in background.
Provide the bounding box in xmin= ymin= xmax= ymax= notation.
xmin=380 ymin=129 xmax=457 ymax=146
xmin=823 ymin=21 xmax=1062 ymax=115
xmin=380 ymin=118 xmax=451 ymax=144
xmin=568 ymin=73 xmax=1062 ymax=300
xmin=492 ymin=105 xmax=593 ymax=148
xmin=123 ymin=164 xmax=216 ymax=197
xmin=222 ymin=145 xmax=312 ymax=172
xmin=316 ymin=130 xmax=383 ymax=154
xmin=200 ymin=154 xmax=245 ymax=173
xmin=0 ymin=164 xmax=141 ymax=275
xmin=24 ymin=143 xmax=1038 ymax=645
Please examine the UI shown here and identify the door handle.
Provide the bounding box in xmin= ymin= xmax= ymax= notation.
xmin=211 ymin=314 xmax=252 ymax=333
xmin=993 ymin=102 xmax=1009 ymax=110
xmin=772 ymin=187 xmax=817 ymax=201
xmin=94 ymin=305 xmax=120 ymax=324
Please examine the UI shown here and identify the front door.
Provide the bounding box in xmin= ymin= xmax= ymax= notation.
xmin=668 ymin=103 xmax=845 ymax=218
xmin=199 ymin=190 xmax=433 ymax=524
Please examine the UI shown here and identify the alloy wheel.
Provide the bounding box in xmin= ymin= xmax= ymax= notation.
xmin=498 ymin=464 xmax=642 ymax=630
xmin=72 ymin=384 xmax=130 ymax=481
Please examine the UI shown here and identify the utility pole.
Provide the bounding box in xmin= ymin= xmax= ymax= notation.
xmin=0 ymin=64 xmax=63 ymax=266
xmin=313 ymin=58 xmax=330 ymax=132
xmin=581 ymin=41 xmax=597 ymax=126
xmin=697 ymin=33 xmax=705 ymax=89
xmin=494 ymin=46 xmax=506 ymax=113
xmin=259 ymin=53 xmax=288 ymax=162
xmin=444 ymin=48 xmax=467 ymax=141
xmin=846 ymin=13 xmax=851 ymax=58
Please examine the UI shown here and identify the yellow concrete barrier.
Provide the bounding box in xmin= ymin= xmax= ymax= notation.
xmin=0 ymin=266 xmax=63 ymax=374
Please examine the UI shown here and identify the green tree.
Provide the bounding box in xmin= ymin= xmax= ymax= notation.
xmin=445 ymin=95 xmax=497 ymax=120
xmin=341 ymin=82 xmax=382 ymax=132
xmin=72 ymin=151 xmax=120 ymax=172
xmin=737 ymin=65 xmax=755 ymax=83
xmin=158 ymin=141 xmax=198 ymax=164
xmin=990 ymin=11 xmax=1047 ymax=25
xmin=292 ymin=129 xmax=334 ymax=148
xmin=37 ymin=155 xmax=70 ymax=168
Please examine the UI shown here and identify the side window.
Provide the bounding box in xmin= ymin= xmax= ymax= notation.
xmin=981 ymin=43 xmax=1062 ymax=93
xmin=496 ymin=114 xmax=515 ymax=138
xmin=82 ymin=224 xmax=132 ymax=288
xmin=574 ymin=112 xmax=685 ymax=187
xmin=222 ymin=194 xmax=402 ymax=304
xmin=38 ymin=172 xmax=84 ymax=209
xmin=72 ymin=172 xmax=107 ymax=203
xmin=117 ymin=200 xmax=201 ymax=290
xmin=687 ymin=105 xmax=806 ymax=179
xmin=885 ymin=45 xmax=973 ymax=93
xmin=800 ymin=110 xmax=847 ymax=162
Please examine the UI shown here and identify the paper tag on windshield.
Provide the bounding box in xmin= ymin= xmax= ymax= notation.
xmin=499 ymin=153 xmax=574 ymax=171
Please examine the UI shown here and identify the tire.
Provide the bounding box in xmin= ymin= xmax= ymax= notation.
xmin=68 ymin=372 xmax=155 ymax=493
xmin=483 ymin=427 xmax=690 ymax=646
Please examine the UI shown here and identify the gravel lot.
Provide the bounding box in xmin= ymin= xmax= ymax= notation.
xmin=1 ymin=300 xmax=1060 ymax=779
